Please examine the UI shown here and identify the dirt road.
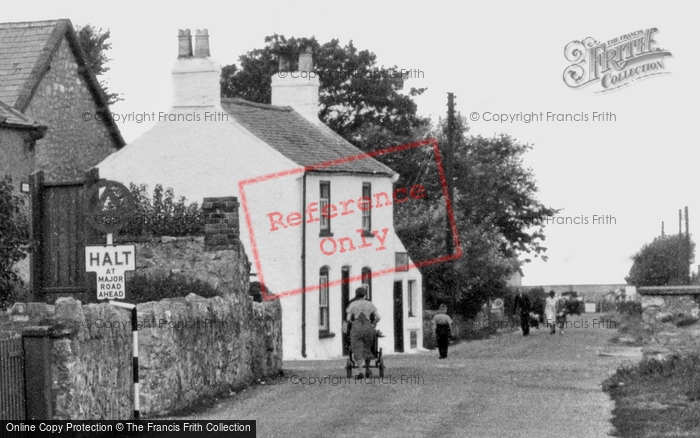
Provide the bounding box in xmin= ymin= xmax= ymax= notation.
xmin=173 ymin=313 xmax=641 ymax=438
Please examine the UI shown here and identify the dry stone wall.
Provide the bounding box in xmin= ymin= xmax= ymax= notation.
xmin=0 ymin=234 xmax=281 ymax=419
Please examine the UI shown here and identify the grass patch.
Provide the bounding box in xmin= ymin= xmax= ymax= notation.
xmin=603 ymin=353 xmax=700 ymax=437
xmin=606 ymin=311 xmax=651 ymax=346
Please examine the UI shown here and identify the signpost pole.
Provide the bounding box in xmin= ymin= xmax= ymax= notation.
xmin=109 ymin=300 xmax=139 ymax=420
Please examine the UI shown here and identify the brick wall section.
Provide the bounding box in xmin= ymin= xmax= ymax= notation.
xmin=23 ymin=38 xmax=118 ymax=182
xmin=202 ymin=196 xmax=240 ymax=249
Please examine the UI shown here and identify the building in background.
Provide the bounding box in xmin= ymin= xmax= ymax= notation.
xmin=0 ymin=19 xmax=124 ymax=185
xmin=98 ymin=29 xmax=424 ymax=359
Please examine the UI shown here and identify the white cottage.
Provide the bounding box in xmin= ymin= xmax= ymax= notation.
xmin=98 ymin=29 xmax=424 ymax=359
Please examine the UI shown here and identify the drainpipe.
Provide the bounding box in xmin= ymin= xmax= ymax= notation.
xmin=301 ymin=172 xmax=307 ymax=358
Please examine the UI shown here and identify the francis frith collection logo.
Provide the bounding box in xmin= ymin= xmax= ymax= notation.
xmin=563 ymin=28 xmax=672 ymax=92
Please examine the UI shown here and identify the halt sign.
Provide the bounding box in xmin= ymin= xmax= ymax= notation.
xmin=85 ymin=245 xmax=135 ymax=300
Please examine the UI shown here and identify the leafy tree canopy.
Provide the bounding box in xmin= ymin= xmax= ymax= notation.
xmin=0 ymin=177 xmax=28 ymax=309
xmin=75 ymin=24 xmax=121 ymax=105
xmin=625 ymin=234 xmax=694 ymax=286
xmin=220 ymin=34 xmax=429 ymax=151
xmin=394 ymin=115 xmax=557 ymax=316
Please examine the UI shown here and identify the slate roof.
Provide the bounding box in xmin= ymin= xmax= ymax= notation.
xmin=0 ymin=99 xmax=46 ymax=138
xmin=221 ymin=98 xmax=396 ymax=176
xmin=0 ymin=19 xmax=124 ymax=147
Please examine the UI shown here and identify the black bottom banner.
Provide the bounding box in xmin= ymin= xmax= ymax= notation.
xmin=1 ymin=420 xmax=256 ymax=437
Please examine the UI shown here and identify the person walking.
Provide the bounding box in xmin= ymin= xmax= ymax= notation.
xmin=545 ymin=290 xmax=558 ymax=335
xmin=556 ymin=296 xmax=568 ymax=335
xmin=346 ymin=287 xmax=380 ymax=378
xmin=432 ymin=304 xmax=454 ymax=359
xmin=343 ymin=288 xmax=363 ymax=355
xmin=512 ymin=288 xmax=531 ymax=336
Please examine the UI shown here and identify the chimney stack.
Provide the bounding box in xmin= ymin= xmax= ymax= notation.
xmin=271 ymin=46 xmax=321 ymax=125
xmin=172 ymin=28 xmax=221 ymax=108
xmin=178 ymin=29 xmax=192 ymax=58
xmin=299 ymin=47 xmax=313 ymax=71
xmin=279 ymin=55 xmax=290 ymax=72
xmin=194 ymin=29 xmax=210 ymax=58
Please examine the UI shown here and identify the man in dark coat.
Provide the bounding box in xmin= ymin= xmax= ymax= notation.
xmin=512 ymin=288 xmax=531 ymax=336
xmin=432 ymin=304 xmax=454 ymax=359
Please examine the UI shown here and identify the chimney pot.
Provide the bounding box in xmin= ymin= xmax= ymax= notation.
xmin=279 ymin=56 xmax=290 ymax=72
xmin=299 ymin=46 xmax=313 ymax=72
xmin=178 ymin=29 xmax=192 ymax=58
xmin=194 ymin=29 xmax=210 ymax=57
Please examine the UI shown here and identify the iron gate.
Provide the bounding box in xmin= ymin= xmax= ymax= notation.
xmin=0 ymin=333 xmax=25 ymax=420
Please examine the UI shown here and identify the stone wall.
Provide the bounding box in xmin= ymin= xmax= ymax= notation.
xmin=25 ymin=37 xmax=119 ymax=182
xmin=640 ymin=288 xmax=700 ymax=329
xmin=130 ymin=235 xmax=249 ymax=298
xmin=0 ymin=129 xmax=35 ymax=191
xmin=1 ymin=293 xmax=281 ymax=419
xmin=639 ymin=287 xmax=700 ymax=359
xmin=1 ymin=219 xmax=282 ymax=419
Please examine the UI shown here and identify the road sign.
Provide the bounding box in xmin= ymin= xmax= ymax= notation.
xmin=85 ymin=245 xmax=136 ymax=300
xmin=85 ymin=180 xmax=137 ymax=234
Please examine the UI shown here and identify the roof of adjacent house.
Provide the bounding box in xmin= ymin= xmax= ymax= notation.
xmin=0 ymin=19 xmax=124 ymax=147
xmin=0 ymin=99 xmax=46 ymax=138
xmin=221 ymin=98 xmax=396 ymax=176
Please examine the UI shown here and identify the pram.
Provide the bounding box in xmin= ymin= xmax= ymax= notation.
xmin=345 ymin=330 xmax=385 ymax=378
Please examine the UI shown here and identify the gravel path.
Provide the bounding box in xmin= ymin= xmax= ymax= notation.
xmin=173 ymin=313 xmax=642 ymax=438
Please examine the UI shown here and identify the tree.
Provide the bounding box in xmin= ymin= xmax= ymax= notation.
xmin=625 ymin=234 xmax=695 ymax=286
xmin=0 ymin=177 xmax=28 ymax=309
xmin=394 ymin=115 xmax=557 ymax=317
xmin=220 ymin=34 xmax=429 ymax=152
xmin=75 ymin=24 xmax=121 ymax=105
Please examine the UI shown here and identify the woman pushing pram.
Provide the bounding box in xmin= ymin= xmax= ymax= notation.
xmin=345 ymin=287 xmax=381 ymax=378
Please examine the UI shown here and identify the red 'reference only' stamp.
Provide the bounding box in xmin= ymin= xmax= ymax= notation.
xmin=238 ymin=138 xmax=461 ymax=301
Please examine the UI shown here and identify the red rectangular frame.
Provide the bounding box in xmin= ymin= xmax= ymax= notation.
xmin=237 ymin=138 xmax=462 ymax=301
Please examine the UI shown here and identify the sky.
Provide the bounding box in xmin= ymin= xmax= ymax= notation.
xmin=5 ymin=0 xmax=699 ymax=286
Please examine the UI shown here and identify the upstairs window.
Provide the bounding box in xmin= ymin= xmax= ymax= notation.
xmin=320 ymin=181 xmax=331 ymax=235
xmin=361 ymin=182 xmax=371 ymax=233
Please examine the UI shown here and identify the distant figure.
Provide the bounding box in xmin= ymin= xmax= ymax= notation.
xmin=346 ymin=287 xmax=380 ymax=377
xmin=556 ymin=296 xmax=568 ymax=335
xmin=544 ymin=291 xmax=558 ymax=334
xmin=512 ymin=288 xmax=532 ymax=336
xmin=432 ymin=304 xmax=454 ymax=359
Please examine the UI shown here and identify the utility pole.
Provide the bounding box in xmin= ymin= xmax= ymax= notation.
xmin=685 ymin=206 xmax=690 ymax=284
xmin=445 ymin=92 xmax=456 ymax=257
xmin=445 ymin=92 xmax=458 ymax=311
xmin=679 ymin=209 xmax=683 ymax=284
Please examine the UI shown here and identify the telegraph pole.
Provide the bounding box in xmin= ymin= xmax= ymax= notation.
xmin=685 ymin=206 xmax=690 ymax=284
xmin=445 ymin=92 xmax=456 ymax=256
xmin=444 ymin=92 xmax=458 ymax=311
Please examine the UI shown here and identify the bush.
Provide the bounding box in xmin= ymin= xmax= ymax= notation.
xmin=0 ymin=177 xmax=28 ymax=310
xmin=127 ymin=271 xmax=219 ymax=304
xmin=118 ymin=184 xmax=204 ymax=239
xmin=603 ymin=353 xmax=700 ymax=401
xmin=616 ymin=301 xmax=642 ymax=317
